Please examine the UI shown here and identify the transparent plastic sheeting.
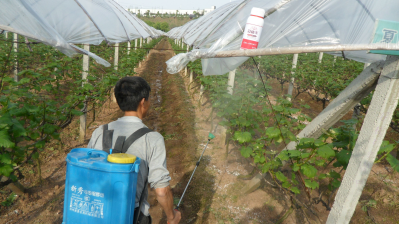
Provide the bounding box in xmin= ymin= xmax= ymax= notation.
xmin=0 ymin=0 xmax=164 ymax=67
xmin=166 ymin=0 xmax=399 ymax=75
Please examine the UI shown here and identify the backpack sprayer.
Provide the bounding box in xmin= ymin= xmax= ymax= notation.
xmin=175 ymin=132 xmax=215 ymax=210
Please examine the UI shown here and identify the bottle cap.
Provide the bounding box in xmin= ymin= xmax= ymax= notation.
xmin=251 ymin=7 xmax=265 ymax=18
xmin=107 ymin=153 xmax=136 ymax=164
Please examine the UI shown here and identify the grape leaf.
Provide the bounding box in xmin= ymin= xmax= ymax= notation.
xmin=386 ymin=154 xmax=399 ymax=172
xmin=305 ymin=179 xmax=319 ymax=189
xmin=240 ymin=147 xmax=252 ymax=158
xmin=291 ymin=186 xmax=300 ymax=194
xmin=262 ymin=162 xmax=271 ymax=173
xmin=301 ymin=164 xmax=318 ymax=178
xmin=0 ymin=164 xmax=14 ymax=177
xmin=234 ymin=131 xmax=252 ymax=144
xmin=0 ymin=130 xmax=15 ymax=148
xmin=317 ymin=145 xmax=335 ymax=159
xmin=378 ymin=141 xmax=395 ymax=155
xmin=71 ymin=109 xmax=83 ymax=116
xmin=336 ymin=150 xmax=351 ymax=169
xmin=298 ymin=138 xmax=315 ymax=149
xmin=276 ymin=171 xmax=287 ymax=182
xmin=265 ymin=127 xmax=280 ymax=139
xmin=0 ymin=154 xmax=12 ymax=164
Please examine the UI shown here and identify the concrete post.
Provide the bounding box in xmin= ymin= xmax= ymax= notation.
xmin=114 ymin=43 xmax=119 ymax=71
xmin=189 ymin=70 xmax=193 ymax=83
xmin=13 ymin=33 xmax=18 ymax=82
xmin=327 ymin=55 xmax=399 ymax=224
xmin=199 ymin=84 xmax=204 ymax=101
xmin=318 ymin=52 xmax=324 ymax=63
xmin=287 ymin=54 xmax=298 ymax=101
xmin=284 ymin=61 xmax=385 ymax=151
xmin=110 ymin=43 xmax=119 ymax=103
xmin=227 ymin=70 xmax=236 ymax=95
xmin=80 ymin=44 xmax=90 ymax=143
xmin=135 ymin=39 xmax=138 ymax=50
xmin=127 ymin=41 xmax=130 ymax=55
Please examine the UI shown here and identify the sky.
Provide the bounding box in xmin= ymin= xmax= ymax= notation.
xmin=116 ymin=0 xmax=232 ymax=10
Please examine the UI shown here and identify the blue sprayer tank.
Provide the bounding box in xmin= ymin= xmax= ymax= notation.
xmin=63 ymin=148 xmax=141 ymax=224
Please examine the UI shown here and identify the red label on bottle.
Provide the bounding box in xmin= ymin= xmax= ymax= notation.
xmin=241 ymin=39 xmax=259 ymax=50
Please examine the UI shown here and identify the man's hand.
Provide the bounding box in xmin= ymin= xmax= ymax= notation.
xmin=167 ymin=209 xmax=181 ymax=224
xmin=155 ymin=186 xmax=181 ymax=224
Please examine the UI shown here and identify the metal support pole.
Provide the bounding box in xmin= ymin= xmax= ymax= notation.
xmin=135 ymin=39 xmax=138 ymax=50
xmin=80 ymin=44 xmax=90 ymax=143
xmin=327 ymin=55 xmax=399 ymax=224
xmin=140 ymin=38 xmax=143 ymax=48
xmin=127 ymin=41 xmax=130 ymax=55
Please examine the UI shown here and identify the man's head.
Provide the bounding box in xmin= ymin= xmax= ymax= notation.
xmin=114 ymin=77 xmax=151 ymax=118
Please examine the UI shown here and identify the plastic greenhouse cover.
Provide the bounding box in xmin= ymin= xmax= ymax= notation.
xmin=0 ymin=0 xmax=79 ymax=59
xmin=1 ymin=0 xmax=164 ymax=66
xmin=166 ymin=0 xmax=399 ymax=75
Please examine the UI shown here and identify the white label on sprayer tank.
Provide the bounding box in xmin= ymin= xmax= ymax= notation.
xmin=69 ymin=185 xmax=105 ymax=218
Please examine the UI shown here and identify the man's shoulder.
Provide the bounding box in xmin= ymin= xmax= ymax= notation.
xmin=146 ymin=130 xmax=164 ymax=143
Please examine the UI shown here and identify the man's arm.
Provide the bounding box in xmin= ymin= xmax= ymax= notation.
xmin=155 ymin=186 xmax=181 ymax=224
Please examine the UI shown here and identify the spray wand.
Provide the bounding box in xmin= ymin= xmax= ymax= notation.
xmin=175 ymin=132 xmax=215 ymax=210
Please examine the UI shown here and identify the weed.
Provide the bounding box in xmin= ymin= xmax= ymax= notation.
xmin=361 ymin=199 xmax=377 ymax=212
xmin=1 ymin=193 xmax=17 ymax=207
xmin=163 ymin=133 xmax=178 ymax=140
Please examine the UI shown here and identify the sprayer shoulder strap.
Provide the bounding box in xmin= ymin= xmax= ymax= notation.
xmin=122 ymin=127 xmax=153 ymax=153
xmin=102 ymin=124 xmax=153 ymax=154
xmin=102 ymin=124 xmax=114 ymax=153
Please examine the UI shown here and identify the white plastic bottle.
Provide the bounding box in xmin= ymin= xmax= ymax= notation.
xmin=241 ymin=7 xmax=266 ymax=50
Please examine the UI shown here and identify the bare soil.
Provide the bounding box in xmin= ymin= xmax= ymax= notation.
xmin=1 ymin=38 xmax=399 ymax=224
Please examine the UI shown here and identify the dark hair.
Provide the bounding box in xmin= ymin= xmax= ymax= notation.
xmin=114 ymin=77 xmax=151 ymax=111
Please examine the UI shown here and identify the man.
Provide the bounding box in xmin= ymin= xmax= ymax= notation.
xmin=88 ymin=77 xmax=181 ymax=224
